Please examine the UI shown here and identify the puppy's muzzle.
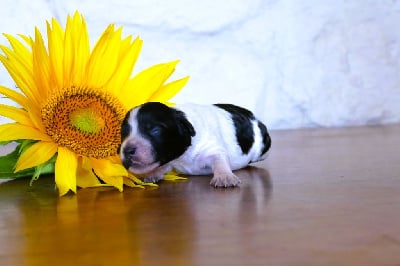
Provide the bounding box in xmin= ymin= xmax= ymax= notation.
xmin=122 ymin=145 xmax=137 ymax=169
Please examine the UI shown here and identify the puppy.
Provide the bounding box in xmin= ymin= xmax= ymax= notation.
xmin=119 ymin=102 xmax=271 ymax=187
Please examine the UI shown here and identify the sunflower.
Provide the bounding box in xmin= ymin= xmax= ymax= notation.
xmin=0 ymin=12 xmax=189 ymax=196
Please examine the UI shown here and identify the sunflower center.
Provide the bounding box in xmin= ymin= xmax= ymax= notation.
xmin=41 ymin=86 xmax=126 ymax=158
xmin=70 ymin=107 xmax=105 ymax=134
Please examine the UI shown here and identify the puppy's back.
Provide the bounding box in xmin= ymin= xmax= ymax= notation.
xmin=213 ymin=104 xmax=271 ymax=162
xmin=176 ymin=103 xmax=271 ymax=169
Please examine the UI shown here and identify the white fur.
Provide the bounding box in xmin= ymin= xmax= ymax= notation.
xmin=171 ymin=104 xmax=265 ymax=175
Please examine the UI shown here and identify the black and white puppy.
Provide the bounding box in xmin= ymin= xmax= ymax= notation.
xmin=119 ymin=102 xmax=271 ymax=187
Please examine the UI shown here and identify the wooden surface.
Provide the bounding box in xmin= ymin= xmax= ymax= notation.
xmin=0 ymin=125 xmax=400 ymax=265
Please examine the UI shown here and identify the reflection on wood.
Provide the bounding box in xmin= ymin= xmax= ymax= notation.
xmin=0 ymin=125 xmax=400 ymax=265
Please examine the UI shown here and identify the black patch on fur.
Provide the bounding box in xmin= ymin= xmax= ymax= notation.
xmin=214 ymin=104 xmax=255 ymax=154
xmin=118 ymin=112 xmax=132 ymax=154
xmin=137 ymin=102 xmax=195 ymax=166
xmin=121 ymin=112 xmax=132 ymax=141
xmin=258 ymin=121 xmax=271 ymax=155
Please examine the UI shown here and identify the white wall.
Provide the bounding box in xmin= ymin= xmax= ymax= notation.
xmin=0 ymin=0 xmax=399 ymax=129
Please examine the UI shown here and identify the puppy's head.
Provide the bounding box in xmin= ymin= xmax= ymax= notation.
xmin=120 ymin=102 xmax=195 ymax=174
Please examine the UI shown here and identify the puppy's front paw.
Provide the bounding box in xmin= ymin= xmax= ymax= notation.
xmin=210 ymin=172 xmax=241 ymax=188
xmin=143 ymin=175 xmax=164 ymax=183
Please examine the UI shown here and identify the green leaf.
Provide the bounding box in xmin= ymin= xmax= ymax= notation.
xmin=0 ymin=142 xmax=55 ymax=179
xmin=0 ymin=146 xmax=34 ymax=178
xmin=30 ymin=161 xmax=55 ymax=185
xmin=19 ymin=139 xmax=36 ymax=154
xmin=0 ymin=141 xmax=12 ymax=145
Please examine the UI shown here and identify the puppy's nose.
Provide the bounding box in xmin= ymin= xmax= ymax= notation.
xmin=123 ymin=146 xmax=137 ymax=159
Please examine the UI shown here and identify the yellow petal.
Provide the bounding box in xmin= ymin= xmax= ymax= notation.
xmin=32 ymin=27 xmax=50 ymax=103
xmin=0 ymin=86 xmax=44 ymax=131
xmin=164 ymin=173 xmax=187 ymax=181
xmin=71 ymin=12 xmax=90 ymax=85
xmin=1 ymin=35 xmax=33 ymax=84
xmin=90 ymin=157 xmax=127 ymax=177
xmin=76 ymin=157 xmax=102 ymax=188
xmin=105 ymin=36 xmax=143 ymax=92
xmin=0 ymin=85 xmax=29 ymax=109
xmin=18 ymin=34 xmax=33 ymax=48
xmin=90 ymin=158 xmax=127 ymax=191
xmin=0 ymin=34 xmax=39 ymax=106
xmin=0 ymin=104 xmax=34 ymax=126
xmin=55 ymin=147 xmax=77 ymax=196
xmin=149 ymin=76 xmax=190 ymax=102
xmin=119 ymin=60 xmax=180 ymax=109
xmin=0 ymin=123 xmax=52 ymax=142
xmin=3 ymin=33 xmax=33 ymax=64
xmin=98 ymin=174 xmax=123 ymax=191
xmin=47 ymin=18 xmax=65 ymax=90
xmin=107 ymin=155 xmax=121 ymax=164
xmin=126 ymin=173 xmax=158 ymax=187
xmin=62 ymin=14 xmax=74 ymax=87
xmin=14 ymin=141 xmax=57 ymax=172
xmin=123 ymin=176 xmax=145 ymax=188
xmin=63 ymin=12 xmax=90 ymax=86
xmin=86 ymin=25 xmax=123 ymax=88
xmin=26 ymin=104 xmax=46 ymax=133
xmin=0 ymin=55 xmax=38 ymax=106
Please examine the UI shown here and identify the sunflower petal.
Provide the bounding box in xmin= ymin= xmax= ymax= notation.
xmin=3 ymin=33 xmax=33 ymax=63
xmin=76 ymin=157 xmax=102 ymax=188
xmin=14 ymin=141 xmax=57 ymax=172
xmin=1 ymin=36 xmax=33 ymax=84
xmin=90 ymin=157 xmax=127 ymax=177
xmin=0 ymin=123 xmax=52 ymax=142
xmin=0 ymin=35 xmax=39 ymax=106
xmin=123 ymin=176 xmax=144 ymax=188
xmin=63 ymin=14 xmax=74 ymax=87
xmin=0 ymin=85 xmax=28 ymax=108
xmin=99 ymin=175 xmax=123 ymax=191
xmin=18 ymin=34 xmax=33 ymax=48
xmin=0 ymin=104 xmax=35 ymax=126
xmin=90 ymin=158 xmax=127 ymax=191
xmin=32 ymin=27 xmax=50 ymax=102
xmin=55 ymin=147 xmax=77 ymax=196
xmin=70 ymin=12 xmax=90 ymax=85
xmin=105 ymin=36 xmax=143 ymax=92
xmin=149 ymin=76 xmax=190 ymax=102
xmin=47 ymin=18 xmax=65 ymax=90
xmin=86 ymin=25 xmax=123 ymax=88
xmin=26 ymin=104 xmax=46 ymax=133
xmin=119 ymin=60 xmax=180 ymax=109
xmin=164 ymin=173 xmax=187 ymax=181
xmin=127 ymin=173 xmax=158 ymax=187
xmin=0 ymin=55 xmax=38 ymax=106
xmin=62 ymin=12 xmax=90 ymax=87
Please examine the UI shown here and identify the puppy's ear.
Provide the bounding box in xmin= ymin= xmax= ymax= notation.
xmin=174 ymin=110 xmax=196 ymax=137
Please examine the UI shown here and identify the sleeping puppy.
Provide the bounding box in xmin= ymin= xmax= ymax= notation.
xmin=119 ymin=102 xmax=271 ymax=187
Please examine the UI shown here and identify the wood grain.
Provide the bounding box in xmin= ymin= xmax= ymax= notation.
xmin=0 ymin=125 xmax=399 ymax=265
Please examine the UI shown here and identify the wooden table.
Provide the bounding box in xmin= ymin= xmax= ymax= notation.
xmin=0 ymin=125 xmax=399 ymax=265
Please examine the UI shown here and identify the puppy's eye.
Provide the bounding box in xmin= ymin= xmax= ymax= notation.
xmin=149 ymin=125 xmax=162 ymax=136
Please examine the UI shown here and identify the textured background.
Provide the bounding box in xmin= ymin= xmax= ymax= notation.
xmin=0 ymin=0 xmax=399 ymax=129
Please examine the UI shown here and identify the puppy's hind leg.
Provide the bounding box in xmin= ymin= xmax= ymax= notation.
xmin=210 ymin=154 xmax=241 ymax=188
